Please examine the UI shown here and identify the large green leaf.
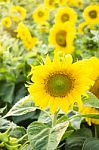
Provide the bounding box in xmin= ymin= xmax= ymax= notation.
xmin=3 ymin=96 xmax=37 ymax=118
xmin=27 ymin=121 xmax=69 ymax=150
xmin=82 ymin=138 xmax=99 ymax=150
xmin=65 ymin=127 xmax=92 ymax=150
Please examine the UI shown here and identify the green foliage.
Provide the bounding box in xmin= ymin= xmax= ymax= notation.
xmin=27 ymin=121 xmax=69 ymax=150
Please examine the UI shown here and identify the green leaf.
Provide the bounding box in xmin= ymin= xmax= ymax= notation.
xmin=10 ymin=127 xmax=26 ymax=139
xmin=27 ymin=121 xmax=69 ymax=150
xmin=0 ymin=82 xmax=15 ymax=104
xmin=66 ymin=128 xmax=92 ymax=150
xmin=82 ymin=92 xmax=99 ymax=109
xmin=3 ymin=96 xmax=37 ymax=118
xmin=0 ymin=117 xmax=16 ymax=131
xmin=20 ymin=144 xmax=33 ymax=150
xmin=38 ymin=110 xmax=52 ymax=125
xmin=82 ymin=138 xmax=99 ymax=150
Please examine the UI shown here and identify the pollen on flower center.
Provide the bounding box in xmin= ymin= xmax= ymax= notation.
xmin=89 ymin=10 xmax=97 ymax=18
xmin=61 ymin=14 xmax=69 ymax=22
xmin=38 ymin=11 xmax=44 ymax=17
xmin=56 ymin=30 xmax=66 ymax=47
xmin=46 ymin=73 xmax=72 ymax=97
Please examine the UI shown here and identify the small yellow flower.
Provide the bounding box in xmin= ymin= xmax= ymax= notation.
xmin=80 ymin=57 xmax=99 ymax=125
xmin=28 ymin=54 xmax=94 ymax=113
xmin=32 ymin=5 xmax=49 ymax=24
xmin=83 ymin=5 xmax=99 ymax=25
xmin=57 ymin=0 xmax=67 ymax=6
xmin=55 ymin=7 xmax=77 ymax=24
xmin=49 ymin=22 xmax=76 ymax=54
xmin=11 ymin=6 xmax=26 ymax=22
xmin=15 ymin=22 xmax=31 ymax=40
xmin=1 ymin=17 xmax=12 ymax=28
xmin=36 ymin=22 xmax=49 ymax=33
xmin=23 ymin=36 xmax=38 ymax=51
xmin=81 ymin=106 xmax=99 ymax=125
xmin=44 ymin=0 xmax=56 ymax=10
xmin=66 ymin=0 xmax=83 ymax=9
xmin=78 ymin=21 xmax=88 ymax=34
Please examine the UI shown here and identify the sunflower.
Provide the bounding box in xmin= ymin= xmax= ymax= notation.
xmin=57 ymin=0 xmax=67 ymax=6
xmin=44 ymin=0 xmax=56 ymax=10
xmin=79 ymin=57 xmax=99 ymax=125
xmin=66 ymin=0 xmax=83 ymax=9
xmin=15 ymin=22 xmax=31 ymax=40
xmin=49 ymin=22 xmax=76 ymax=54
xmin=81 ymin=106 xmax=99 ymax=125
xmin=11 ymin=6 xmax=26 ymax=22
xmin=1 ymin=17 xmax=12 ymax=28
xmin=88 ymin=57 xmax=99 ymax=99
xmin=32 ymin=5 xmax=49 ymax=24
xmin=83 ymin=5 xmax=99 ymax=25
xmin=28 ymin=53 xmax=94 ymax=113
xmin=55 ymin=7 xmax=77 ymax=24
xmin=23 ymin=36 xmax=38 ymax=50
xmin=36 ymin=21 xmax=49 ymax=33
xmin=78 ymin=21 xmax=88 ymax=34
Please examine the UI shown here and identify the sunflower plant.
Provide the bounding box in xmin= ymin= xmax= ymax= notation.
xmin=1 ymin=0 xmax=99 ymax=150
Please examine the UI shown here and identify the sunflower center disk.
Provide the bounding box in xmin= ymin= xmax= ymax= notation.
xmin=56 ymin=30 xmax=66 ymax=47
xmin=38 ymin=11 xmax=44 ymax=17
xmin=89 ymin=10 xmax=97 ymax=18
xmin=47 ymin=74 xmax=71 ymax=97
xmin=61 ymin=14 xmax=69 ymax=22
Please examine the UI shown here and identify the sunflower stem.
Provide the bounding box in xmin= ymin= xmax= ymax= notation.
xmin=52 ymin=111 xmax=58 ymax=127
xmin=94 ymin=125 xmax=99 ymax=138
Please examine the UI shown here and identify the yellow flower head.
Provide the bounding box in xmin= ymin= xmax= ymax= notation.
xmin=55 ymin=7 xmax=77 ymax=24
xmin=28 ymin=54 xmax=94 ymax=113
xmin=78 ymin=21 xmax=88 ymax=34
xmin=83 ymin=5 xmax=99 ymax=25
xmin=57 ymin=0 xmax=67 ymax=6
xmin=81 ymin=106 xmax=99 ymax=125
xmin=1 ymin=17 xmax=12 ymax=28
xmin=49 ymin=22 xmax=76 ymax=54
xmin=15 ymin=22 xmax=31 ymax=40
xmin=66 ymin=0 xmax=83 ymax=8
xmin=80 ymin=57 xmax=99 ymax=126
xmin=44 ymin=0 xmax=56 ymax=10
xmin=88 ymin=57 xmax=99 ymax=99
xmin=23 ymin=36 xmax=38 ymax=51
xmin=11 ymin=6 xmax=26 ymax=22
xmin=37 ymin=21 xmax=49 ymax=33
xmin=32 ymin=5 xmax=49 ymax=24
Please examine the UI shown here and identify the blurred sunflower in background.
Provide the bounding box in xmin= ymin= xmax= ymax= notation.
xmin=49 ymin=22 xmax=76 ymax=54
xmin=78 ymin=21 xmax=88 ymax=34
xmin=28 ymin=54 xmax=94 ymax=113
xmin=44 ymin=0 xmax=56 ymax=10
xmin=80 ymin=57 xmax=99 ymax=125
xmin=55 ymin=7 xmax=77 ymax=24
xmin=81 ymin=106 xmax=99 ymax=125
xmin=11 ymin=5 xmax=26 ymax=22
xmin=32 ymin=5 xmax=49 ymax=24
xmin=1 ymin=17 xmax=12 ymax=28
xmin=57 ymin=0 xmax=67 ymax=6
xmin=83 ymin=4 xmax=99 ymax=25
xmin=66 ymin=0 xmax=83 ymax=9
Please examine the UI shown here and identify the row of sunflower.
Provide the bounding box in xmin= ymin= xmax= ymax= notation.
xmin=0 ymin=0 xmax=99 ymax=150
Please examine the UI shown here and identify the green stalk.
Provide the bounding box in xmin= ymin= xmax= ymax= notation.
xmin=52 ymin=111 xmax=58 ymax=127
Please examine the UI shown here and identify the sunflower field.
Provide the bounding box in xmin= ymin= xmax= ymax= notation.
xmin=1 ymin=0 xmax=99 ymax=149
